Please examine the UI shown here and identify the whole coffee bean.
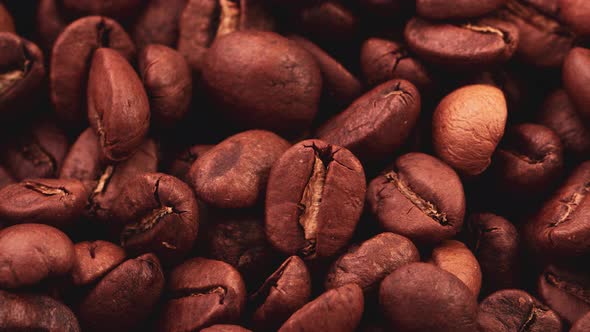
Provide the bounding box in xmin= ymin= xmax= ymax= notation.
xmin=0 ymin=290 xmax=81 ymax=331
xmin=278 ymin=283 xmax=364 ymax=332
xmin=367 ymin=153 xmax=466 ymax=244
xmin=266 ymin=139 xmax=366 ymax=259
xmin=0 ymin=179 xmax=89 ymax=228
xmin=190 ymin=130 xmax=290 ymax=208
xmin=0 ymin=32 xmax=45 ymax=114
xmin=433 ymin=84 xmax=507 ymax=176
xmin=51 ymin=16 xmax=135 ymax=126
xmin=132 ymin=0 xmax=186 ymax=49
xmin=202 ymin=31 xmax=322 ymax=136
xmin=0 ymin=223 xmax=74 ymax=289
xmin=114 ymin=173 xmax=199 ymax=265
xmin=138 ymin=44 xmax=192 ymax=128
xmin=79 ymin=253 xmax=164 ymax=332
xmin=71 ymin=240 xmax=126 ymax=286
xmin=416 ymin=0 xmax=507 ymax=20
xmin=87 ymin=47 xmax=150 ymax=162
xmin=563 ymin=47 xmax=590 ymax=122
xmin=202 ymin=325 xmax=252 ymax=332
xmin=538 ymin=264 xmax=590 ymax=324
xmin=379 ymin=262 xmax=478 ymax=332
xmin=538 ymin=89 xmax=590 ymax=159
xmin=360 ymin=38 xmax=433 ymax=92
xmin=572 ymin=311 xmax=590 ymax=332
xmin=317 ymin=79 xmax=421 ymax=163
xmin=0 ymin=3 xmax=15 ymax=32
xmin=429 ymin=240 xmax=482 ymax=296
xmin=560 ymin=0 xmax=590 ymax=36
xmin=60 ymin=0 xmax=143 ymax=20
xmin=467 ymin=213 xmax=520 ymax=292
xmin=296 ymin=2 xmax=358 ymax=44
xmin=158 ymin=257 xmax=247 ymax=332
xmin=477 ymin=289 xmax=563 ymax=332
xmin=404 ymin=17 xmax=519 ymax=69
xmin=250 ymin=256 xmax=311 ymax=331
xmin=325 ymin=232 xmax=420 ymax=293
xmin=167 ymin=144 xmax=213 ymax=183
xmin=36 ymin=0 xmax=66 ymax=51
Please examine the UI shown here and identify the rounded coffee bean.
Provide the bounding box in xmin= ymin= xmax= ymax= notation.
xmin=416 ymin=0 xmax=506 ymax=20
xmin=572 ymin=311 xmax=590 ymax=332
xmin=202 ymin=326 xmax=252 ymax=332
xmin=538 ymin=264 xmax=590 ymax=324
xmin=477 ymin=289 xmax=562 ymax=332
xmin=250 ymin=256 xmax=311 ymax=331
xmin=560 ymin=0 xmax=590 ymax=36
xmin=202 ymin=31 xmax=322 ymax=136
xmin=367 ymin=152 xmax=465 ymax=245
xmin=190 ymin=130 xmax=290 ymax=208
xmin=563 ymin=47 xmax=590 ymax=122
xmin=167 ymin=144 xmax=213 ymax=183
xmin=325 ymin=232 xmax=420 ymax=292
xmin=429 ymin=240 xmax=482 ymax=296
xmin=433 ymin=84 xmax=507 ymax=176
xmin=278 ymin=283 xmax=364 ymax=332
xmin=0 ymin=224 xmax=74 ymax=289
xmin=71 ymin=240 xmax=126 ymax=286
xmin=132 ymin=0 xmax=186 ymax=49
xmin=266 ymin=139 xmax=366 ymax=259
xmin=379 ymin=263 xmax=478 ymax=332
xmin=60 ymin=0 xmax=143 ymax=20
xmin=0 ymin=3 xmax=15 ymax=33
xmin=114 ymin=173 xmax=199 ymax=265
xmin=158 ymin=257 xmax=247 ymax=331
xmin=317 ymin=79 xmax=421 ymax=163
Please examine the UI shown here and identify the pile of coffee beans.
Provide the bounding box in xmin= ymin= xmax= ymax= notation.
xmin=2 ymin=0 xmax=590 ymax=331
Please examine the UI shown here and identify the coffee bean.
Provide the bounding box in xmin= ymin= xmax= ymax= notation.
xmin=572 ymin=311 xmax=590 ymax=332
xmin=60 ymin=0 xmax=143 ymax=20
xmin=70 ymin=240 xmax=126 ymax=286
xmin=429 ymin=240 xmax=482 ymax=296
xmin=296 ymin=2 xmax=358 ymax=45
xmin=132 ymin=0 xmax=187 ymax=49
xmin=560 ymin=0 xmax=590 ymax=36
xmin=416 ymin=0 xmax=507 ymax=20
xmin=0 ymin=3 xmax=15 ymax=33
xmin=538 ymin=264 xmax=590 ymax=324
xmin=563 ymin=47 xmax=590 ymax=123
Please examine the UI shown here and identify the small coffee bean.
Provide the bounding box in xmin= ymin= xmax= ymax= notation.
xmin=202 ymin=326 xmax=252 ymax=332
xmin=563 ymin=47 xmax=590 ymax=123
xmin=132 ymin=0 xmax=187 ymax=49
xmin=0 ymin=3 xmax=15 ymax=33
xmin=416 ymin=0 xmax=507 ymax=20
xmin=559 ymin=0 xmax=590 ymax=36
xmin=71 ymin=240 xmax=126 ymax=286
xmin=167 ymin=144 xmax=213 ymax=183
xmin=429 ymin=240 xmax=482 ymax=296
xmin=572 ymin=311 xmax=590 ymax=332
xmin=538 ymin=264 xmax=590 ymax=324
xmin=60 ymin=0 xmax=143 ymax=20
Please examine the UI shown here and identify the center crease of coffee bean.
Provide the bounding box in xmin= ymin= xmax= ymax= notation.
xmin=217 ymin=0 xmax=240 ymax=37
xmin=120 ymin=205 xmax=174 ymax=245
xmin=549 ymin=183 xmax=590 ymax=228
xmin=545 ymin=272 xmax=590 ymax=304
xmin=170 ymin=286 xmax=228 ymax=304
xmin=21 ymin=141 xmax=57 ymax=173
xmin=24 ymin=181 xmax=70 ymax=196
xmin=250 ymin=258 xmax=289 ymax=305
xmin=519 ymin=305 xmax=544 ymax=332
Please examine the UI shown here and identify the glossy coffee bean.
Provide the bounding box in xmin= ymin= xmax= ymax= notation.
xmin=132 ymin=0 xmax=187 ymax=49
xmin=416 ymin=0 xmax=507 ymax=20
xmin=71 ymin=240 xmax=126 ymax=286
xmin=0 ymin=223 xmax=74 ymax=289
xmin=560 ymin=0 xmax=590 ymax=36
xmin=167 ymin=144 xmax=213 ymax=183
xmin=60 ymin=0 xmax=143 ymax=20
xmin=538 ymin=264 xmax=590 ymax=324
xmin=572 ymin=311 xmax=590 ymax=332
xmin=367 ymin=153 xmax=466 ymax=244
xmin=0 ymin=3 xmax=15 ymax=33
xmin=266 ymin=139 xmax=366 ymax=259
xmin=429 ymin=240 xmax=482 ymax=296
xmin=563 ymin=47 xmax=590 ymax=123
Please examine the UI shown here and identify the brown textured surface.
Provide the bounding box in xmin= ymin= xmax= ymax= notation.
xmin=71 ymin=240 xmax=126 ymax=286
xmin=429 ymin=240 xmax=482 ymax=296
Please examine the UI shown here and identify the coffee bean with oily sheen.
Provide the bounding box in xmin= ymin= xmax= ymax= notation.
xmin=0 ymin=290 xmax=81 ymax=331
xmin=158 ymin=257 xmax=247 ymax=332
xmin=416 ymin=0 xmax=507 ymax=20
xmin=132 ymin=0 xmax=186 ymax=49
xmin=404 ymin=17 xmax=519 ymax=69
xmin=0 ymin=3 xmax=14 ymax=33
xmin=202 ymin=31 xmax=322 ymax=136
xmin=325 ymin=232 xmax=420 ymax=293
xmin=71 ymin=241 xmax=126 ymax=286
xmin=477 ymin=289 xmax=563 ymax=332
xmin=168 ymin=144 xmax=213 ymax=183
xmin=278 ymin=283 xmax=364 ymax=332
xmin=317 ymin=79 xmax=421 ymax=163
xmin=560 ymin=0 xmax=590 ymax=36
xmin=538 ymin=264 xmax=590 ymax=324
xmin=87 ymin=48 xmax=150 ymax=162
xmin=379 ymin=263 xmax=478 ymax=332
xmin=563 ymin=47 xmax=590 ymax=123
xmin=0 ymin=179 xmax=89 ymax=228
xmin=266 ymin=139 xmax=366 ymax=260
xmin=202 ymin=326 xmax=252 ymax=332
xmin=51 ymin=16 xmax=135 ymax=126
xmin=433 ymin=84 xmax=507 ymax=176
xmin=429 ymin=240 xmax=482 ymax=296
xmin=572 ymin=311 xmax=590 ymax=332
xmin=367 ymin=153 xmax=466 ymax=245
xmin=250 ymin=256 xmax=311 ymax=331
xmin=0 ymin=224 xmax=74 ymax=289
xmin=114 ymin=173 xmax=199 ymax=265
xmin=190 ymin=130 xmax=290 ymax=209
xmin=60 ymin=0 xmax=143 ymax=20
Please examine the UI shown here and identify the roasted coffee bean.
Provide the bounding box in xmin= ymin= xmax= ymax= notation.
xmin=266 ymin=139 xmax=366 ymax=259
xmin=477 ymin=289 xmax=563 ymax=332
xmin=0 ymin=3 xmax=15 ymax=33
xmin=0 ymin=179 xmax=89 ymax=228
xmin=317 ymin=79 xmax=421 ymax=163
xmin=416 ymin=0 xmax=507 ymax=20
xmin=379 ymin=263 xmax=478 ymax=332
xmin=429 ymin=240 xmax=482 ymax=296
xmin=60 ymin=0 xmax=143 ymax=20
xmin=0 ymin=223 xmax=74 ymax=289
xmin=202 ymin=326 xmax=252 ymax=332
xmin=325 ymin=232 xmax=420 ymax=292
xmin=158 ymin=257 xmax=247 ymax=331
xmin=0 ymin=290 xmax=81 ymax=331
xmin=538 ymin=264 xmax=590 ymax=324
xmin=167 ymin=144 xmax=213 ymax=183
xmin=572 ymin=311 xmax=590 ymax=332
xmin=296 ymin=2 xmax=358 ymax=44
xmin=50 ymin=16 xmax=135 ymax=126
xmin=250 ymin=256 xmax=311 ymax=331
xmin=36 ymin=0 xmax=66 ymax=51
xmin=367 ymin=152 xmax=466 ymax=244
xmin=433 ymin=84 xmax=507 ymax=176
xmin=132 ymin=0 xmax=187 ymax=49
xmin=563 ymin=47 xmax=590 ymax=123
xmin=560 ymin=0 xmax=590 ymax=36
xmin=202 ymin=31 xmax=322 ymax=136
xmin=278 ymin=283 xmax=364 ymax=332
xmin=71 ymin=240 xmax=126 ymax=286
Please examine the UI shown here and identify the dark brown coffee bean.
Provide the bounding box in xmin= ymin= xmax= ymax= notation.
xmin=79 ymin=253 xmax=164 ymax=332
xmin=563 ymin=47 xmax=590 ymax=123
xmin=404 ymin=17 xmax=519 ymax=69
xmin=202 ymin=31 xmax=322 ymax=136
xmin=87 ymin=47 xmax=150 ymax=162
xmin=202 ymin=325 xmax=252 ymax=332
xmin=132 ymin=0 xmax=186 ymax=49
xmin=560 ymin=0 xmax=590 ymax=36
xmin=477 ymin=289 xmax=563 ymax=332
xmin=429 ymin=240 xmax=482 ymax=296
xmin=317 ymin=79 xmax=421 ymax=163
xmin=190 ymin=130 xmax=290 ymax=208
xmin=60 ymin=0 xmax=143 ymax=20
xmin=71 ymin=240 xmax=126 ymax=286
xmin=416 ymin=0 xmax=507 ymax=20
xmin=297 ymin=2 xmax=358 ymax=44
xmin=0 ymin=179 xmax=89 ymax=228
xmin=0 ymin=3 xmax=15 ymax=33
xmin=367 ymin=153 xmax=466 ymax=245
xmin=572 ymin=311 xmax=590 ymax=332
xmin=278 ymin=283 xmax=364 ymax=332
xmin=168 ymin=144 xmax=213 ymax=183
xmin=51 ymin=16 xmax=135 ymax=126
xmin=433 ymin=84 xmax=507 ymax=176
xmin=0 ymin=32 xmax=45 ymax=114
xmin=36 ymin=0 xmax=66 ymax=52
xmin=158 ymin=257 xmax=247 ymax=332
xmin=0 ymin=290 xmax=81 ymax=331
xmin=379 ymin=262 xmax=478 ymax=332
xmin=266 ymin=139 xmax=366 ymax=259
xmin=325 ymin=232 xmax=420 ymax=293
xmin=114 ymin=173 xmax=199 ymax=265
xmin=538 ymin=264 xmax=590 ymax=324
xmin=0 ymin=223 xmax=74 ymax=289
xmin=250 ymin=256 xmax=311 ymax=331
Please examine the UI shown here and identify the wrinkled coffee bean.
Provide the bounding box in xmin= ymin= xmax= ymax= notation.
xmin=70 ymin=240 xmax=126 ymax=286
xmin=429 ymin=240 xmax=482 ymax=296
xmin=132 ymin=0 xmax=187 ymax=49
xmin=538 ymin=264 xmax=590 ymax=324
xmin=563 ymin=47 xmax=590 ymax=123
xmin=167 ymin=144 xmax=213 ymax=183
xmin=416 ymin=0 xmax=507 ymax=20
xmin=572 ymin=311 xmax=590 ymax=332
xmin=0 ymin=3 xmax=15 ymax=33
